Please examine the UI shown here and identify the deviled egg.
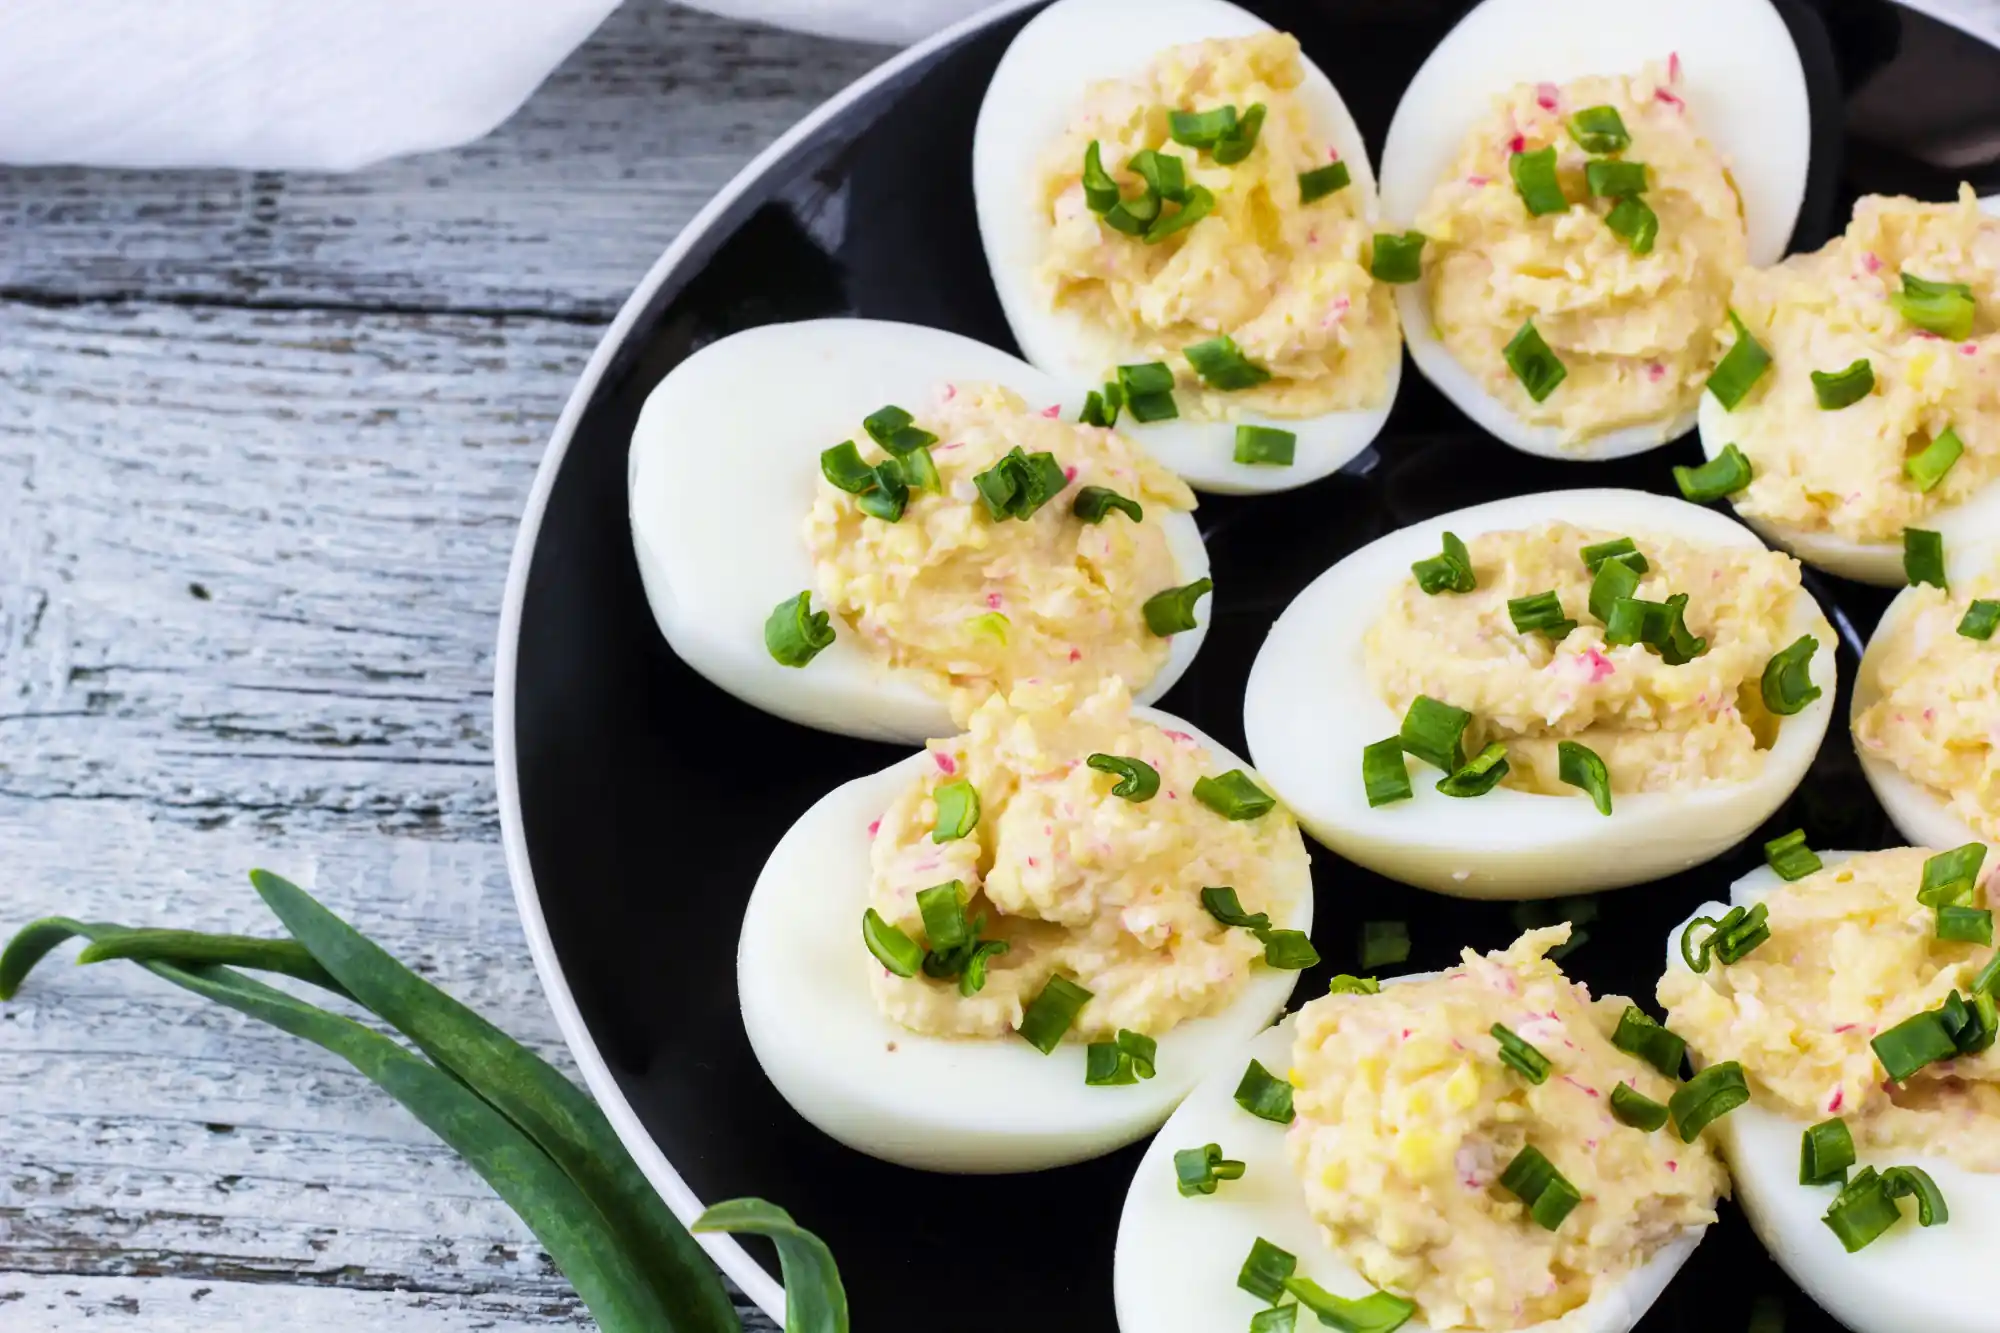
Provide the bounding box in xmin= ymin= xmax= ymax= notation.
xmin=1659 ymin=848 xmax=2000 ymax=1333
xmin=1693 ymin=189 xmax=2000 ymax=584
xmin=1244 ymin=489 xmax=1835 ymax=897
xmin=629 ymin=319 xmax=1211 ymax=744
xmin=737 ymin=677 xmax=1313 ymax=1172
xmin=1853 ymin=537 xmax=2000 ymax=850
xmin=1116 ymin=928 xmax=1726 ymax=1333
xmin=972 ymin=0 xmax=1401 ymax=494
xmin=1377 ymin=0 xmax=1810 ymax=459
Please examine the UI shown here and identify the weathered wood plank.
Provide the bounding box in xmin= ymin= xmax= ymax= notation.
xmin=0 ymin=3 xmax=887 ymax=318
xmin=0 ymin=1273 xmax=594 ymax=1329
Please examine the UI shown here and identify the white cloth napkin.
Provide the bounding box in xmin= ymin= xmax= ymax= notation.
xmin=1 ymin=0 xmax=1995 ymax=171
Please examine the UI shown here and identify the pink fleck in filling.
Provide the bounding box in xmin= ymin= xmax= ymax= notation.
xmin=1579 ymin=647 xmax=1616 ymax=682
xmin=1328 ymin=146 xmax=1341 ymax=162
xmin=1669 ymin=51 xmax=1682 ymax=82
xmin=943 ymin=383 xmax=956 ymax=400
xmin=1041 ymin=404 xmax=1061 ymax=418
xmin=1466 ymin=175 xmax=1490 ymax=187
xmin=1064 ymin=465 xmax=1078 ymax=482
xmin=1666 ymin=1160 xmax=1678 ymax=1174
xmin=1561 ymin=1075 xmax=1601 ymax=1098
xmin=867 ymin=819 xmax=881 ymax=837
xmin=1647 ymin=362 xmax=1666 ymax=382
xmin=1536 ymin=82 xmax=1560 ymax=110
xmin=1963 ymin=343 xmax=1980 ymax=356
xmin=1656 ymin=87 xmax=1685 ymax=111
xmin=935 ymin=753 xmax=957 ymax=775
xmin=1863 ymin=251 xmax=1883 ymax=274
xmin=1829 ymin=1089 xmax=1845 ymax=1113
xmin=1162 ymin=729 xmax=1195 ymax=744
xmin=985 ymin=592 xmax=1003 ymax=609
xmin=1067 ymin=647 xmax=1082 ymax=663
xmin=1508 ymin=133 xmax=1527 ymax=154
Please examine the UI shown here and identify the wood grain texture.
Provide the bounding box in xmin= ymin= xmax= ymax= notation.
xmin=0 ymin=2 xmax=887 ymax=1327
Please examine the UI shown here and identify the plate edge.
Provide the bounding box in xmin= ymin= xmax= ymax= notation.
xmin=492 ymin=0 xmax=1045 ymax=1321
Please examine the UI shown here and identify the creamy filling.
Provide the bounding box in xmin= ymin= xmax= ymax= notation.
xmin=1723 ymin=185 xmax=2000 ymax=543
xmin=865 ymin=679 xmax=1308 ymax=1041
xmin=1415 ymin=62 xmax=1746 ymax=444
xmin=805 ymin=383 xmax=1195 ymax=722
xmin=1036 ymin=32 xmax=1399 ymax=420
xmin=1364 ymin=522 xmax=1808 ymax=794
xmin=1288 ymin=928 xmax=1726 ymax=1330
xmin=1659 ymin=848 xmax=2000 ymax=1172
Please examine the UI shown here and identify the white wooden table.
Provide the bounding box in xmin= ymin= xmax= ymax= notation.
xmin=0 ymin=5 xmax=885 ymax=1327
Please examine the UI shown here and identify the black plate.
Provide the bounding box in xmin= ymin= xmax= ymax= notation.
xmin=501 ymin=3 xmax=2000 ymax=1327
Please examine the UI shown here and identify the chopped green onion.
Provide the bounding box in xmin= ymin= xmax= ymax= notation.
xmin=1882 ymin=1165 xmax=1949 ymax=1226
xmin=1073 ymin=485 xmax=1142 ymax=524
xmin=861 ymin=908 xmax=922 ymax=977
xmin=1675 ymin=444 xmax=1754 ymax=503
xmin=1017 ymin=975 xmax=1093 ymax=1053
xmin=1707 ymin=311 xmax=1772 ymax=410
xmin=1234 ymin=425 xmax=1296 ymax=466
xmin=1557 ymin=740 xmax=1612 ymax=815
xmin=1117 ymin=361 xmax=1178 ymax=424
xmin=1581 ymin=537 xmax=1649 ymax=576
xmin=1399 ymin=695 xmax=1471 ymax=773
xmin=1143 ymin=577 xmax=1213 ymax=636
xmin=1509 ymin=589 xmax=1577 ymax=640
xmin=1605 ymin=194 xmax=1659 ymax=254
xmin=1129 ymin=148 xmax=1188 ymax=203
xmin=1905 ymin=528 xmax=1947 ymax=589
xmin=1144 ymin=184 xmax=1217 ymax=244
xmin=1101 ymin=192 xmax=1158 ymax=236
xmin=1948 ymin=987 xmax=1997 ymax=1055
xmin=1369 ymin=231 xmax=1427 ymax=283
xmin=1920 ymin=843 xmax=1987 ymax=906
xmin=1871 ymin=1009 xmax=1958 ymax=1082
xmin=1212 ymin=102 xmax=1266 ymax=165
xmin=1118 ymin=1028 xmax=1157 ymax=1078
xmin=1811 ymin=358 xmax=1875 ymax=410
xmin=1257 ymin=930 xmax=1320 ymax=970
xmin=915 ymin=881 xmax=969 ymax=952
xmin=1236 ymin=1237 xmax=1296 ymax=1303
xmin=1706 ymin=902 xmax=1772 ymax=965
xmin=1080 ymin=140 xmax=1121 ymax=212
xmin=932 ymin=778 xmax=980 ymax=842
xmin=1282 ymin=1278 xmax=1417 ymax=1333
xmin=764 ymin=591 xmax=835 ymax=667
xmin=1085 ymin=1039 xmax=1137 ymax=1086
xmin=1437 ymin=741 xmax=1509 ymax=797
xmin=1362 ymin=737 xmax=1414 ymax=807
xmin=972 ymin=446 xmax=1069 ymax=521
xmin=897 ymin=446 xmax=940 ymax=492
xmin=1823 ymin=1167 xmax=1903 ymax=1252
xmin=1893 ymin=272 xmax=1977 ymax=341
xmin=1670 ymin=1061 xmax=1749 ymax=1141
xmin=1587 ymin=554 xmax=1642 ymax=625
xmin=1491 ymin=1023 xmax=1552 ymax=1083
xmin=1079 ymin=381 xmax=1123 ymax=428
xmin=1233 ymin=1059 xmax=1294 ymax=1124
xmin=863 ymin=404 xmax=938 ymax=456
xmin=1509 ymin=146 xmax=1568 ymax=217
xmin=1959 ymin=599 xmax=2000 ymax=640
xmin=1763 ymin=829 xmax=1823 ymax=882
xmin=965 ymin=611 xmax=1009 ymax=646
xmin=1412 ymin=530 xmax=1477 ymax=594
xmin=1362 ymin=920 xmax=1411 ymax=970
xmin=1086 ymin=753 xmax=1160 ymax=801
xmin=1328 ymin=974 xmax=1381 ymax=995
xmin=1936 ymin=905 xmax=1992 ymax=945
xmin=1975 ymin=955 xmax=2000 ymax=998
xmin=820 ymin=440 xmax=879 ymax=493
xmin=1193 ymin=769 xmax=1275 ymax=820
xmin=1612 ymin=1005 xmax=1686 ymax=1077
xmin=1760 ymin=635 xmax=1822 ymax=715
xmin=1201 ymin=886 xmax=1272 ymax=931
xmin=1610 ymin=1082 xmax=1671 ymax=1132
xmin=1173 ymin=1142 xmax=1245 ymax=1196
xmin=1605 ymin=592 xmax=1706 ymax=664
xmin=1568 ymin=105 xmax=1631 ymax=153
xmin=1504 ymin=319 xmax=1567 ymax=402
xmin=1800 ymin=1117 xmax=1856 ymax=1186
xmin=1498 ymin=1145 xmax=1581 ymax=1229
xmin=1169 ymin=105 xmax=1238 ymax=150
xmin=1299 ymin=161 xmax=1351 ymax=204
xmin=957 ymin=938 xmax=1009 ymax=997
xmin=1585 ymin=159 xmax=1648 ymax=198
xmin=1905 ymin=426 xmax=1963 ymax=493
xmin=1185 ymin=335 xmax=1271 ymax=391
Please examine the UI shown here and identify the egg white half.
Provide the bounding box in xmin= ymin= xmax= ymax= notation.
xmin=1115 ymin=1003 xmax=1704 ymax=1333
xmin=1852 ymin=540 xmax=1997 ymax=850
xmin=1664 ymin=858 xmax=2000 ymax=1333
xmin=1698 ymin=196 xmax=2000 ymax=585
xmin=737 ymin=707 xmax=1311 ymax=1173
xmin=971 ymin=0 xmax=1399 ymax=495
xmin=1242 ymin=488 xmax=1835 ymax=898
xmin=1377 ymin=0 xmax=1811 ymax=461
xmin=628 ymin=318 xmax=1210 ymax=745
